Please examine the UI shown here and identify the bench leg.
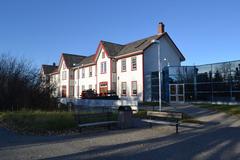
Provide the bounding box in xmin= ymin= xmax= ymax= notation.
xmin=108 ymin=124 xmax=111 ymax=130
xmin=176 ymin=123 xmax=179 ymax=134
xmin=149 ymin=122 xmax=152 ymax=128
xmin=78 ymin=127 xmax=82 ymax=133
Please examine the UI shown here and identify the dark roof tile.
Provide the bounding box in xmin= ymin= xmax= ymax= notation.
xmin=62 ymin=53 xmax=86 ymax=68
xmin=101 ymin=41 xmax=125 ymax=57
xmin=42 ymin=65 xmax=58 ymax=74
xmin=117 ymin=34 xmax=161 ymax=56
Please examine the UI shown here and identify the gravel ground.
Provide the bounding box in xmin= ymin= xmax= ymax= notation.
xmin=0 ymin=104 xmax=240 ymax=160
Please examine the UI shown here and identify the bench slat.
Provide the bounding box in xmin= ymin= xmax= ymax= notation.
xmin=147 ymin=111 xmax=182 ymax=119
xmin=142 ymin=119 xmax=178 ymax=125
xmin=78 ymin=121 xmax=118 ymax=127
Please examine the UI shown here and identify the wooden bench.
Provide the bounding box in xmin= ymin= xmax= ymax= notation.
xmin=74 ymin=112 xmax=118 ymax=132
xmin=142 ymin=111 xmax=183 ymax=133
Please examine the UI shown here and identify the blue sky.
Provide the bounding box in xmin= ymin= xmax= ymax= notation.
xmin=1 ymin=0 xmax=240 ymax=67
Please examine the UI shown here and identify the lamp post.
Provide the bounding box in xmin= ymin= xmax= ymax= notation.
xmin=151 ymin=39 xmax=162 ymax=111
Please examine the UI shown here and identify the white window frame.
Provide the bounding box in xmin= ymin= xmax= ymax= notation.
xmin=121 ymin=59 xmax=126 ymax=72
xmin=131 ymin=57 xmax=137 ymax=71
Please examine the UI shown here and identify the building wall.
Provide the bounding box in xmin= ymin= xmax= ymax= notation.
xmin=96 ymin=47 xmax=112 ymax=93
xmin=74 ymin=65 xmax=96 ymax=98
xmin=49 ymin=73 xmax=60 ymax=97
xmin=59 ymin=59 xmax=69 ymax=97
xmin=143 ymin=36 xmax=182 ymax=101
xmin=43 ymin=36 xmax=184 ymax=101
xmin=116 ymin=54 xmax=143 ymax=101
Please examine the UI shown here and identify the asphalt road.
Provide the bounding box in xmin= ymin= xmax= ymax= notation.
xmin=0 ymin=104 xmax=240 ymax=160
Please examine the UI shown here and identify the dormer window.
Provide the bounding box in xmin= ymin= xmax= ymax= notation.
xmin=62 ymin=71 xmax=67 ymax=80
xmin=101 ymin=62 xmax=107 ymax=74
xmin=102 ymin=51 xmax=105 ymax=59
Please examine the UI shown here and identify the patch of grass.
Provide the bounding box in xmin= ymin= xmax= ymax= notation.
xmin=196 ymin=103 xmax=240 ymax=116
xmin=77 ymin=112 xmax=118 ymax=123
xmin=139 ymin=101 xmax=169 ymax=107
xmin=133 ymin=110 xmax=147 ymax=118
xmin=2 ymin=111 xmax=78 ymax=134
xmin=0 ymin=112 xmax=4 ymax=122
xmin=181 ymin=115 xmax=204 ymax=124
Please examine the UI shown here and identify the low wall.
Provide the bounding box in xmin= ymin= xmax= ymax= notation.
xmin=59 ymin=98 xmax=138 ymax=111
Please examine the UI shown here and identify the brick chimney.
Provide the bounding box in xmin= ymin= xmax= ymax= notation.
xmin=158 ymin=22 xmax=165 ymax=34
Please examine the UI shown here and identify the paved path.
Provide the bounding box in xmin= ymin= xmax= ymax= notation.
xmin=0 ymin=104 xmax=240 ymax=160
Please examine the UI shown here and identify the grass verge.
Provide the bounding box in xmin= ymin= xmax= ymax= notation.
xmin=139 ymin=101 xmax=169 ymax=107
xmin=1 ymin=111 xmax=78 ymax=135
xmin=0 ymin=111 xmax=119 ymax=135
xmin=195 ymin=103 xmax=240 ymax=116
xmin=181 ymin=113 xmax=205 ymax=124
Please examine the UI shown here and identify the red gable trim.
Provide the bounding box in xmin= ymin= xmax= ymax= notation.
xmin=93 ymin=41 xmax=110 ymax=62
xmin=57 ymin=53 xmax=67 ymax=72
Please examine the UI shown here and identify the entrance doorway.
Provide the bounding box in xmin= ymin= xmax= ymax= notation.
xmin=169 ymin=84 xmax=185 ymax=103
xmin=62 ymin=85 xmax=66 ymax=97
xmin=99 ymin=82 xmax=108 ymax=96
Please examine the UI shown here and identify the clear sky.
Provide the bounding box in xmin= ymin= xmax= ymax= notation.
xmin=1 ymin=0 xmax=240 ymax=67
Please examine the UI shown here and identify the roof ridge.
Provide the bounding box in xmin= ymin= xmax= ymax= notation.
xmin=62 ymin=53 xmax=87 ymax=57
xmin=42 ymin=64 xmax=58 ymax=67
xmin=123 ymin=34 xmax=159 ymax=45
xmin=101 ymin=40 xmax=125 ymax=46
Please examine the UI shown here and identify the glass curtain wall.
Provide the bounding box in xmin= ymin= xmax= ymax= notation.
xmin=164 ymin=60 xmax=240 ymax=102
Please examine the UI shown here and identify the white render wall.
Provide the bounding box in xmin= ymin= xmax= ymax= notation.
xmin=59 ymin=60 xmax=69 ymax=97
xmin=50 ymin=73 xmax=60 ymax=97
xmin=116 ymin=54 xmax=143 ymax=101
xmin=143 ymin=35 xmax=182 ymax=101
xmin=46 ymin=35 xmax=183 ymax=101
xmin=74 ymin=65 xmax=96 ymax=98
xmin=96 ymin=48 xmax=112 ymax=93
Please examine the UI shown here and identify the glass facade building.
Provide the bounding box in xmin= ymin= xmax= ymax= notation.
xmin=160 ymin=60 xmax=240 ymax=103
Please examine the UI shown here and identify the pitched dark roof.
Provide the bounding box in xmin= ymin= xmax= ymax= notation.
xmin=42 ymin=65 xmax=58 ymax=75
xmin=57 ymin=33 xmax=184 ymax=68
xmin=101 ymin=41 xmax=125 ymax=57
xmin=117 ymin=34 xmax=161 ymax=56
xmin=62 ymin=53 xmax=86 ymax=68
xmin=77 ymin=54 xmax=95 ymax=66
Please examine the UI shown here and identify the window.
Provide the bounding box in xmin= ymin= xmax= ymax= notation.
xmin=131 ymin=57 xmax=137 ymax=70
xmin=62 ymin=71 xmax=67 ymax=80
xmin=89 ymin=84 xmax=92 ymax=90
xmin=69 ymin=86 xmax=74 ymax=97
xmin=121 ymin=82 xmax=127 ymax=95
xmin=121 ymin=59 xmax=126 ymax=72
xmin=70 ymin=71 xmax=74 ymax=79
xmin=101 ymin=62 xmax=107 ymax=74
xmin=112 ymin=61 xmax=116 ymax=73
xmin=77 ymin=69 xmax=80 ymax=79
xmin=62 ymin=85 xmax=66 ymax=97
xmin=112 ymin=82 xmax=117 ymax=92
xmin=82 ymin=68 xmax=85 ymax=78
xmin=102 ymin=51 xmax=105 ymax=58
xmin=82 ymin=85 xmax=85 ymax=91
xmin=89 ymin=66 xmax=92 ymax=77
xmin=132 ymin=81 xmax=137 ymax=95
xmin=77 ymin=85 xmax=79 ymax=97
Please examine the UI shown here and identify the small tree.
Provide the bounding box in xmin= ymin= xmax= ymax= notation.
xmin=0 ymin=54 xmax=56 ymax=111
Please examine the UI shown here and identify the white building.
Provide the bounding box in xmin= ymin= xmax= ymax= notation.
xmin=41 ymin=23 xmax=185 ymax=102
